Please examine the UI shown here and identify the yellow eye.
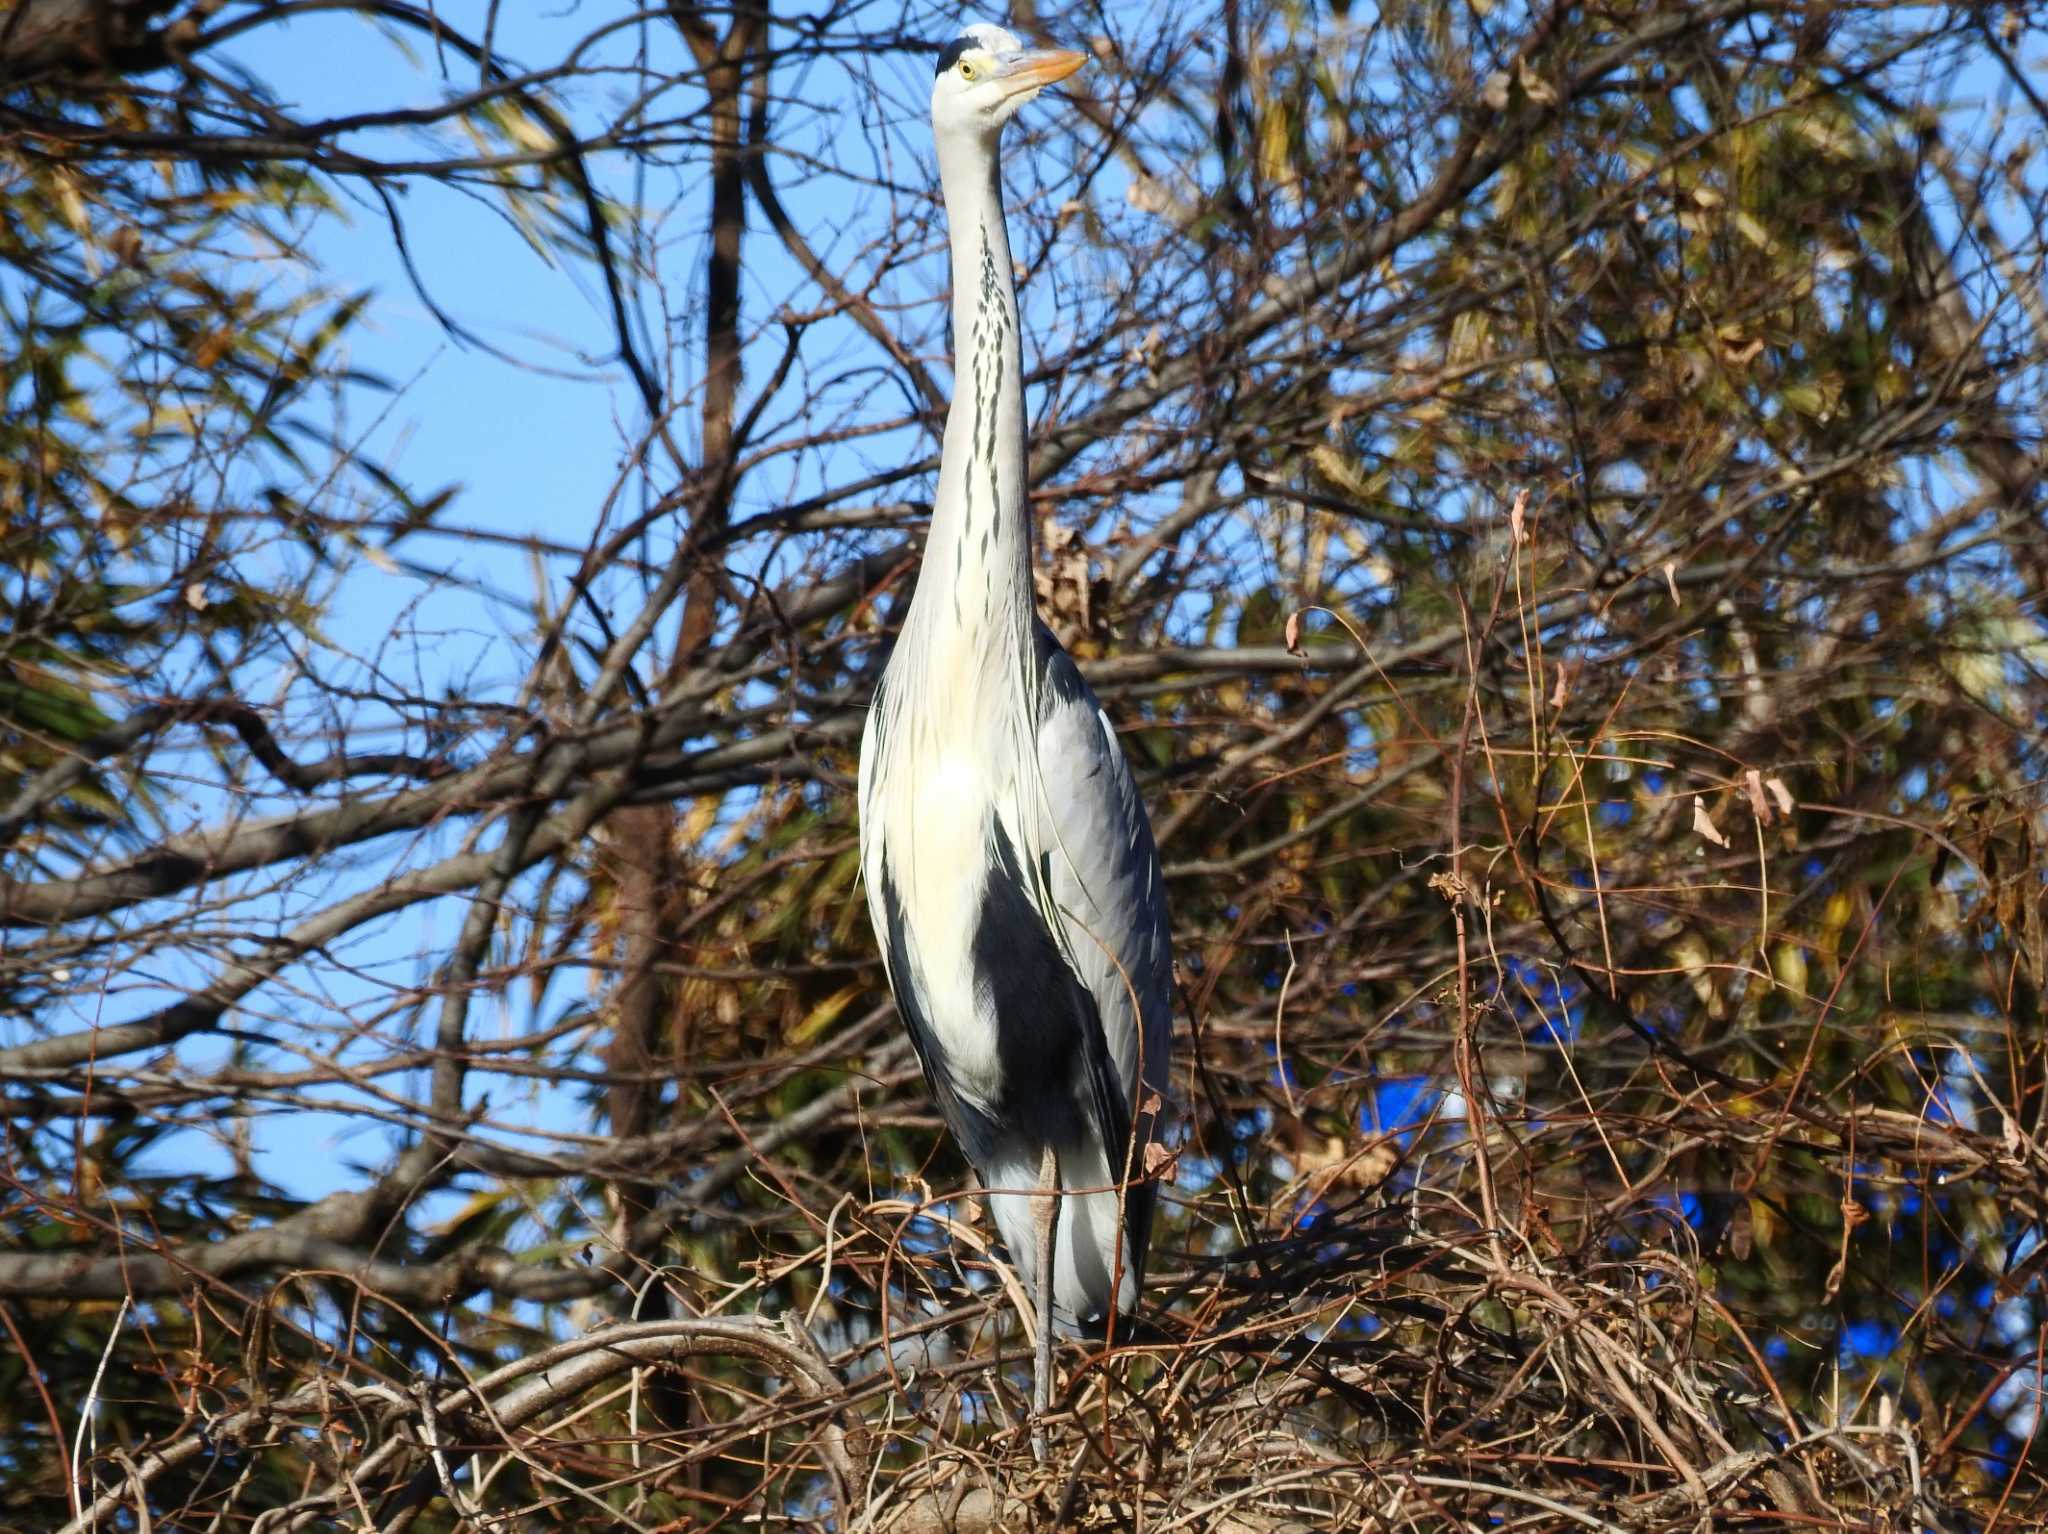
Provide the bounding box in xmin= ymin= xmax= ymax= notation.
xmin=958 ymin=60 xmax=978 ymax=80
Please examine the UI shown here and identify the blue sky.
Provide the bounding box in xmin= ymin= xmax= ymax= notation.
xmin=169 ymin=9 xmax=650 ymax=1198
xmin=142 ymin=3 xmax=990 ymax=1201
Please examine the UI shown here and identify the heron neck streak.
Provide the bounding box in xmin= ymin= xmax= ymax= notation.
xmin=910 ymin=129 xmax=1031 ymax=677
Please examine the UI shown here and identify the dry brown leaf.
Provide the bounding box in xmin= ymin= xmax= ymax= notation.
xmin=1661 ymin=560 xmax=1680 ymax=606
xmin=1427 ymin=869 xmax=1473 ymax=904
xmin=1743 ymin=768 xmax=1772 ymax=825
xmin=1765 ymin=777 xmax=1795 ymax=816
xmin=1284 ymin=609 xmax=1305 ymax=656
xmin=1693 ymin=797 xmax=1730 ymax=849
xmin=1298 ymin=1134 xmax=1399 ymax=1194
xmin=1033 ymin=521 xmax=1092 ymax=644
xmin=107 ymin=224 xmax=145 ymax=269
xmin=1515 ymin=58 xmax=1558 ymax=105
xmin=1718 ymin=331 xmax=1766 ymax=366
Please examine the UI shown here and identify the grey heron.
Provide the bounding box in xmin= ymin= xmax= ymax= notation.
xmin=856 ymin=21 xmax=1174 ymax=1431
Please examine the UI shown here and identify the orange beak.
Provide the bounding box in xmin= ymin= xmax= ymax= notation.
xmin=998 ymin=49 xmax=1087 ymax=96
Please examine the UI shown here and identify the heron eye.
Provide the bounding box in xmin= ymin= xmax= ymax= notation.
xmin=958 ymin=60 xmax=978 ymax=80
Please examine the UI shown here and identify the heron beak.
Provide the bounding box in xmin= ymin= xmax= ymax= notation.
xmin=998 ymin=49 xmax=1087 ymax=98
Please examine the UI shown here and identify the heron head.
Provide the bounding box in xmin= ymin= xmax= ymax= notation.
xmin=930 ymin=21 xmax=1085 ymax=138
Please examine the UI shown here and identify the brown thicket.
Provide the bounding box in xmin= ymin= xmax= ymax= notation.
xmin=3 ymin=2 xmax=2046 ymax=1530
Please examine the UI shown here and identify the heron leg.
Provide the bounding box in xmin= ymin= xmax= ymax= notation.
xmin=1031 ymin=1142 xmax=1059 ymax=1458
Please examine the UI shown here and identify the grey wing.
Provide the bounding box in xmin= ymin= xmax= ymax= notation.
xmin=1028 ymin=624 xmax=1174 ymax=1155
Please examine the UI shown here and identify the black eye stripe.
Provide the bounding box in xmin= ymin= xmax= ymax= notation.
xmin=934 ymin=37 xmax=974 ymax=76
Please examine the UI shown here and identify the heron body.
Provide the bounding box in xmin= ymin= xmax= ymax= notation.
xmin=857 ymin=25 xmax=1173 ymax=1351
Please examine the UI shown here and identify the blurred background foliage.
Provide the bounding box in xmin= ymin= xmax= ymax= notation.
xmin=2 ymin=0 xmax=2046 ymax=1528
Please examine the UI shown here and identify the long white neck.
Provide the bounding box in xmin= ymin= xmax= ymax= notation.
xmin=907 ymin=126 xmax=1033 ymax=658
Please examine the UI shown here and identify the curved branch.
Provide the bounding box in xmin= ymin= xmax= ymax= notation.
xmin=57 ymin=1316 xmax=864 ymax=1534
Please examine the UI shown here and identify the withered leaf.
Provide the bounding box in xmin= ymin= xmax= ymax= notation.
xmin=1743 ymin=769 xmax=1772 ymax=825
